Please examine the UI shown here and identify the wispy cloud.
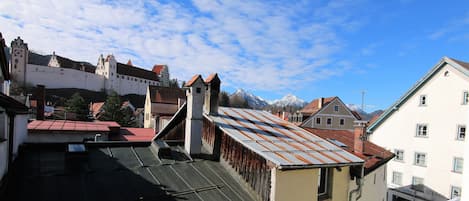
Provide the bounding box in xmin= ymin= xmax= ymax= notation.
xmin=0 ymin=0 xmax=364 ymax=92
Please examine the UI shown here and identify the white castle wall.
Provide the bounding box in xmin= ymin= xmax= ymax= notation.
xmin=26 ymin=64 xmax=104 ymax=91
xmin=115 ymin=75 xmax=159 ymax=95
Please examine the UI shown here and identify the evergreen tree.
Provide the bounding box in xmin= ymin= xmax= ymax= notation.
xmin=120 ymin=106 xmax=137 ymax=127
xmin=219 ymin=91 xmax=230 ymax=107
xmin=65 ymin=92 xmax=89 ymax=120
xmin=168 ymin=78 xmax=180 ymax=88
xmin=99 ymin=91 xmax=124 ymax=123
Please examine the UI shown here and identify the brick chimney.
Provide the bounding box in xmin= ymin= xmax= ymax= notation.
xmin=353 ymin=120 xmax=367 ymax=154
xmin=184 ymin=74 xmax=206 ymax=155
xmin=318 ymin=97 xmax=324 ymax=108
xmin=204 ymin=73 xmax=220 ymax=116
xmin=36 ymin=84 xmax=45 ymax=120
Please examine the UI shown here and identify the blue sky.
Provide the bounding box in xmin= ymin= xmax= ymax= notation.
xmin=1 ymin=0 xmax=469 ymax=112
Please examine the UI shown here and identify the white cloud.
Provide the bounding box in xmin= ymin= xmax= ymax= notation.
xmin=0 ymin=0 xmax=364 ymax=92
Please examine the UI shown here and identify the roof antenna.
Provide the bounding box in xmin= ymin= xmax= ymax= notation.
xmin=361 ymin=90 xmax=366 ymax=111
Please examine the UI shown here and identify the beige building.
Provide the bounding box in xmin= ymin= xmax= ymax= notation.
xmin=368 ymin=57 xmax=468 ymax=200
xmin=299 ymin=96 xmax=362 ymax=130
xmin=157 ymin=74 xmax=372 ymax=201
xmin=305 ymin=127 xmax=394 ymax=201
xmin=143 ymin=85 xmax=185 ymax=131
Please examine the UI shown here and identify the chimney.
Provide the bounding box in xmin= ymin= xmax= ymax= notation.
xmin=204 ymin=73 xmax=220 ymax=115
xmin=318 ymin=97 xmax=324 ymax=108
xmin=184 ymin=75 xmax=205 ymax=155
xmin=36 ymin=84 xmax=45 ymax=120
xmin=353 ymin=120 xmax=367 ymax=154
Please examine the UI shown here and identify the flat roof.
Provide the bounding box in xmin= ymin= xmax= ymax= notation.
xmin=207 ymin=107 xmax=364 ymax=168
xmin=3 ymin=143 xmax=256 ymax=201
xmin=28 ymin=120 xmax=120 ymax=132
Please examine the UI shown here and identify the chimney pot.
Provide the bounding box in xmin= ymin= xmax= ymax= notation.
xmin=204 ymin=73 xmax=220 ymax=116
xmin=318 ymin=97 xmax=324 ymax=108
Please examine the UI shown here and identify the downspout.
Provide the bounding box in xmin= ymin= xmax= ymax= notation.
xmin=348 ymin=166 xmax=364 ymax=201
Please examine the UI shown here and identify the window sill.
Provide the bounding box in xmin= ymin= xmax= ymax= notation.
xmin=452 ymin=171 xmax=462 ymax=174
xmin=413 ymin=164 xmax=427 ymax=167
xmin=394 ymin=159 xmax=405 ymax=163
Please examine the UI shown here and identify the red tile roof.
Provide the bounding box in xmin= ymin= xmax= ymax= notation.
xmin=350 ymin=110 xmax=362 ymax=120
xmin=90 ymin=102 xmax=105 ymax=118
xmin=113 ymin=128 xmax=155 ymax=141
xmin=152 ymin=65 xmax=166 ymax=74
xmin=205 ymin=73 xmax=220 ymax=83
xmin=303 ymin=128 xmax=394 ymax=174
xmin=185 ymin=74 xmax=203 ymax=87
xmin=300 ymin=97 xmax=337 ymax=115
xmin=148 ymin=86 xmax=186 ymax=104
xmin=117 ymin=63 xmax=159 ymax=81
xmin=28 ymin=120 xmax=120 ymax=132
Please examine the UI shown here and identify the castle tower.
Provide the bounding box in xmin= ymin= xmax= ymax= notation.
xmin=96 ymin=54 xmax=117 ymax=94
xmin=10 ymin=37 xmax=28 ymax=88
xmin=152 ymin=64 xmax=170 ymax=87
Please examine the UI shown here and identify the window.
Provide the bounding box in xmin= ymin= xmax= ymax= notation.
xmin=0 ymin=113 xmax=6 ymax=141
xmin=463 ymin=91 xmax=469 ymax=105
xmin=412 ymin=176 xmax=424 ymax=192
xmin=339 ymin=119 xmax=345 ymax=126
xmin=451 ymin=186 xmax=461 ymax=199
xmin=116 ymin=75 xmax=119 ymax=78
xmin=416 ymin=124 xmax=428 ymax=137
xmin=326 ymin=118 xmax=332 ymax=125
xmin=196 ymin=87 xmax=201 ymax=93
xmin=457 ymin=125 xmax=466 ymax=140
xmin=392 ymin=171 xmax=402 ymax=185
xmin=334 ymin=105 xmax=339 ymax=112
xmin=394 ymin=149 xmax=404 ymax=162
xmin=453 ymin=157 xmax=463 ymax=173
xmin=419 ymin=95 xmax=427 ymax=106
xmin=316 ymin=117 xmax=321 ymax=125
xmin=414 ymin=152 xmax=427 ymax=167
xmin=318 ymin=168 xmax=330 ymax=199
xmin=412 ymin=177 xmax=423 ymax=185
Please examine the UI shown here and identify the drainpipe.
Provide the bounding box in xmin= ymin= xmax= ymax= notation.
xmin=7 ymin=113 xmax=15 ymax=172
xmin=348 ymin=166 xmax=364 ymax=201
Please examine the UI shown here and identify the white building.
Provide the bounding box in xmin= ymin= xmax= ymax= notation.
xmin=0 ymin=32 xmax=29 ymax=187
xmin=368 ymin=57 xmax=468 ymax=201
xmin=9 ymin=36 xmax=170 ymax=95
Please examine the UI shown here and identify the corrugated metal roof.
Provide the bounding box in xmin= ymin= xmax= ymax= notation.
xmin=207 ymin=107 xmax=363 ymax=168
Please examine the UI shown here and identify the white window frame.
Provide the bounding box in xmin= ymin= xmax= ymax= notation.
xmin=462 ymin=91 xmax=469 ymax=105
xmin=416 ymin=124 xmax=428 ymax=137
xmin=414 ymin=152 xmax=427 ymax=167
xmin=456 ymin=125 xmax=465 ymax=141
xmin=450 ymin=186 xmax=461 ymax=199
xmin=419 ymin=95 xmax=427 ymax=106
xmin=315 ymin=117 xmax=321 ymax=125
xmin=412 ymin=176 xmax=424 ymax=185
xmin=317 ymin=168 xmax=330 ymax=198
xmin=334 ymin=105 xmax=339 ymax=112
xmin=392 ymin=171 xmax=402 ymax=185
xmin=394 ymin=149 xmax=404 ymax=162
xmin=453 ymin=157 xmax=463 ymax=173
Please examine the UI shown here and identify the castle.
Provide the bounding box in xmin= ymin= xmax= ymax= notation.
xmin=9 ymin=37 xmax=170 ymax=95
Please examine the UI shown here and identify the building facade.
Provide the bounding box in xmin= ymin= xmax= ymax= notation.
xmin=368 ymin=57 xmax=468 ymax=200
xmin=299 ymin=97 xmax=361 ymax=130
xmin=143 ymin=85 xmax=185 ymax=131
xmin=9 ymin=36 xmax=170 ymax=95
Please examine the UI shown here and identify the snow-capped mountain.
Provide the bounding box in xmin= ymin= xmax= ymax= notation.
xmin=346 ymin=104 xmax=383 ymax=121
xmin=269 ymin=94 xmax=307 ymax=107
xmin=230 ymin=89 xmax=269 ymax=109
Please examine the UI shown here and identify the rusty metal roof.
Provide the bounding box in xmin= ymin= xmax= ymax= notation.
xmin=207 ymin=107 xmax=364 ymax=169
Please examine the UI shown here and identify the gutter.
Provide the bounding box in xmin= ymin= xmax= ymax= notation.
xmin=278 ymin=162 xmax=364 ymax=170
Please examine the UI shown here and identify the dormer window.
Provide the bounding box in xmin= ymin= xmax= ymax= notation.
xmin=419 ymin=95 xmax=427 ymax=106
